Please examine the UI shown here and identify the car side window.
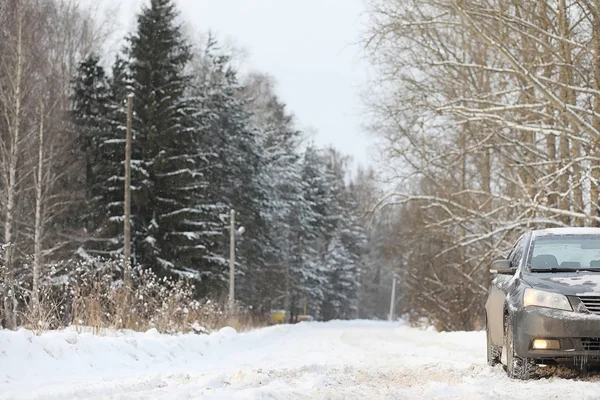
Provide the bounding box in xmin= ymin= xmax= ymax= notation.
xmin=509 ymin=236 xmax=526 ymax=268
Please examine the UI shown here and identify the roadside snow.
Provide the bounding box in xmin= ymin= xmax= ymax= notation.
xmin=2 ymin=320 xmax=600 ymax=399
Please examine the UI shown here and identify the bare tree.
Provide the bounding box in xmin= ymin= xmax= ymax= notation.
xmin=0 ymin=0 xmax=116 ymax=328
xmin=32 ymin=98 xmax=44 ymax=311
xmin=0 ymin=0 xmax=37 ymax=329
xmin=363 ymin=0 xmax=600 ymax=329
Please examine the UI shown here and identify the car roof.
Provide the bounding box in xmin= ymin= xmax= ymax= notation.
xmin=531 ymin=227 xmax=600 ymax=237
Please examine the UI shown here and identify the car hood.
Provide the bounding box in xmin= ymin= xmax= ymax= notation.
xmin=522 ymin=272 xmax=600 ymax=296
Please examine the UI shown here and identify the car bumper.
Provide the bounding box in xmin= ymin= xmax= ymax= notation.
xmin=513 ymin=307 xmax=600 ymax=363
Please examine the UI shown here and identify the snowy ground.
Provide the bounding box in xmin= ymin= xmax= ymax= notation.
xmin=2 ymin=320 xmax=600 ymax=399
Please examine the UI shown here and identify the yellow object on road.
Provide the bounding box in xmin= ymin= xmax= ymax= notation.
xmin=270 ymin=310 xmax=286 ymax=324
xmin=270 ymin=310 xmax=315 ymax=324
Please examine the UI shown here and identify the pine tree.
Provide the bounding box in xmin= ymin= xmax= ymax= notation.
xmin=81 ymin=0 xmax=211 ymax=279
xmin=71 ymin=55 xmax=112 ymax=232
xmin=248 ymin=82 xmax=312 ymax=314
xmin=125 ymin=0 xmax=214 ymax=277
xmin=190 ymin=40 xmax=269 ymax=296
xmin=95 ymin=56 xmax=131 ymax=258
xmin=324 ymin=194 xmax=366 ymax=320
xmin=294 ymin=146 xmax=331 ymax=318
xmin=73 ymin=54 xmax=131 ymax=261
xmin=310 ymin=148 xmax=365 ymax=320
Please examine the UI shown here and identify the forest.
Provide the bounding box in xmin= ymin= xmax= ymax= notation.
xmin=0 ymin=0 xmax=400 ymax=332
xmin=6 ymin=0 xmax=593 ymax=334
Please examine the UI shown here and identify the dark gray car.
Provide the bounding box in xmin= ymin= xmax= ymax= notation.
xmin=486 ymin=227 xmax=600 ymax=379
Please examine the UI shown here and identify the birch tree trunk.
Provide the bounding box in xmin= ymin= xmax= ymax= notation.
xmin=557 ymin=0 xmax=584 ymax=224
xmin=32 ymin=99 xmax=44 ymax=312
xmin=2 ymin=2 xmax=25 ymax=330
xmin=539 ymin=0 xmax=558 ymax=216
xmin=589 ymin=1 xmax=600 ymax=226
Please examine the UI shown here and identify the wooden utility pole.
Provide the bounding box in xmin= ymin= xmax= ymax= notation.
xmin=123 ymin=94 xmax=133 ymax=287
xmin=388 ymin=276 xmax=397 ymax=321
xmin=229 ymin=209 xmax=235 ymax=308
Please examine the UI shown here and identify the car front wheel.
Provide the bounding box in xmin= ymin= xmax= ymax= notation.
xmin=504 ymin=315 xmax=535 ymax=380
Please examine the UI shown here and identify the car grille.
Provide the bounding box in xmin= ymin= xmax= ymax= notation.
xmin=578 ymin=296 xmax=600 ymax=314
xmin=581 ymin=338 xmax=600 ymax=351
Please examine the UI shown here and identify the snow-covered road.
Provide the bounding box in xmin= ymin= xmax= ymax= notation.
xmin=3 ymin=320 xmax=600 ymax=399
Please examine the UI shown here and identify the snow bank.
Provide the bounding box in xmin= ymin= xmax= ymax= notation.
xmin=3 ymin=320 xmax=600 ymax=399
xmin=0 ymin=325 xmax=243 ymax=399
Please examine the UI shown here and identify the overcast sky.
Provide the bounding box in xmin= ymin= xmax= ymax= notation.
xmin=106 ymin=0 xmax=374 ymax=168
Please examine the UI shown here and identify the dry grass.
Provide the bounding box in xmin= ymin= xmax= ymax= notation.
xmin=14 ymin=258 xmax=267 ymax=334
xmin=20 ymin=291 xmax=65 ymax=333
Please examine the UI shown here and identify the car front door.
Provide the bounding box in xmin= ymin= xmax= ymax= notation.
xmin=486 ymin=235 xmax=526 ymax=345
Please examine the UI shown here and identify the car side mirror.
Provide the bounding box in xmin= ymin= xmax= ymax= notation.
xmin=490 ymin=259 xmax=515 ymax=275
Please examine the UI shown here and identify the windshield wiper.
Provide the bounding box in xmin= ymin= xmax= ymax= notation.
xmin=530 ymin=267 xmax=576 ymax=273
xmin=530 ymin=267 xmax=600 ymax=273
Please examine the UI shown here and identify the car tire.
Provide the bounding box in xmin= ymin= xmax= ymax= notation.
xmin=504 ymin=314 xmax=535 ymax=380
xmin=486 ymin=324 xmax=501 ymax=366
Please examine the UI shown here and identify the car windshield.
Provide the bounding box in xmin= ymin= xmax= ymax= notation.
xmin=529 ymin=235 xmax=600 ymax=271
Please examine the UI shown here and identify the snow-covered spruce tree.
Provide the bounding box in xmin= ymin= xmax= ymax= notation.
xmin=125 ymin=0 xmax=211 ymax=278
xmin=86 ymin=0 xmax=210 ymax=280
xmin=71 ymin=56 xmax=113 ymax=233
xmin=240 ymin=74 xmax=316 ymax=314
xmin=318 ymin=149 xmax=363 ymax=320
xmin=295 ymin=146 xmax=333 ymax=318
xmin=76 ymin=55 xmax=130 ymax=261
xmin=95 ymin=56 xmax=130 ymax=257
xmin=324 ymin=191 xmax=366 ymax=320
xmin=189 ymin=40 xmax=269 ymax=297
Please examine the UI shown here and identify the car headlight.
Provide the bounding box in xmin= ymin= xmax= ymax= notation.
xmin=523 ymin=288 xmax=572 ymax=311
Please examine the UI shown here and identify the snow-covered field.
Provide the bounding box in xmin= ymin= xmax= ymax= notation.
xmin=2 ymin=320 xmax=600 ymax=399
